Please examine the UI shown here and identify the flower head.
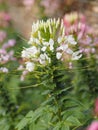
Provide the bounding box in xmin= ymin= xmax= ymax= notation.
xmin=21 ymin=19 xmax=82 ymax=72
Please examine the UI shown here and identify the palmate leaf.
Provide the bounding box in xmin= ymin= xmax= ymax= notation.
xmin=29 ymin=107 xmax=53 ymax=130
xmin=66 ymin=116 xmax=82 ymax=127
xmin=16 ymin=106 xmax=53 ymax=130
xmin=16 ymin=111 xmax=33 ymax=130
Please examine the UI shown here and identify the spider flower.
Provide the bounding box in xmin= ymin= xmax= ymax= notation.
xmin=21 ymin=19 xmax=82 ymax=72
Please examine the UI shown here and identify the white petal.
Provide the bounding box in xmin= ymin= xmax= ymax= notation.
xmin=72 ymin=54 xmax=82 ymax=60
xmin=50 ymin=45 xmax=54 ymax=51
xmin=72 ymin=50 xmax=81 ymax=56
xmin=41 ymin=46 xmax=47 ymax=52
xmin=39 ymin=59 xmax=46 ymax=64
xmin=56 ymin=52 xmax=62 ymax=59
xmin=35 ymin=39 xmax=40 ymax=44
xmin=57 ymin=37 xmax=62 ymax=43
xmin=70 ymin=41 xmax=77 ymax=45
xmin=43 ymin=42 xmax=49 ymax=46
xmin=26 ymin=62 xmax=35 ymax=72
xmin=62 ymin=44 xmax=68 ymax=51
xmin=48 ymin=58 xmax=51 ymax=63
xmin=67 ymin=35 xmax=77 ymax=45
xmin=44 ymin=53 xmax=48 ymax=60
xmin=40 ymin=54 xmax=45 ymax=60
xmin=21 ymin=50 xmax=26 ymax=58
xmin=66 ymin=48 xmax=73 ymax=54
xmin=49 ymin=39 xmax=54 ymax=46
xmin=72 ymin=50 xmax=82 ymax=60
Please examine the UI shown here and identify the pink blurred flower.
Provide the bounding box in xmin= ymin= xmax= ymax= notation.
xmin=0 ymin=49 xmax=6 ymax=54
xmin=2 ymin=39 xmax=16 ymax=49
xmin=0 ymin=12 xmax=11 ymax=27
xmin=41 ymin=0 xmax=60 ymax=16
xmin=63 ymin=12 xmax=87 ymax=37
xmin=87 ymin=121 xmax=98 ymax=130
xmin=94 ymin=98 xmax=98 ymax=117
xmin=23 ymin=0 xmax=35 ymax=10
xmin=3 ymin=12 xmax=11 ymax=21
xmin=7 ymin=39 xmax=16 ymax=47
xmin=0 ymin=31 xmax=6 ymax=42
xmin=23 ymin=0 xmax=34 ymax=6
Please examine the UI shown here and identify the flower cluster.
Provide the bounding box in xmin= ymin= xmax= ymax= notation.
xmin=63 ymin=12 xmax=98 ymax=58
xmin=0 ymin=11 xmax=16 ymax=73
xmin=0 ymin=38 xmax=16 ymax=73
xmin=0 ymin=39 xmax=16 ymax=63
xmin=21 ymin=19 xmax=82 ymax=72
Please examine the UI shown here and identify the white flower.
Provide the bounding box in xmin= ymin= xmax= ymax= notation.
xmin=57 ymin=37 xmax=63 ymax=44
xmin=40 ymin=54 xmax=46 ymax=60
xmin=66 ymin=35 xmax=77 ymax=45
xmin=72 ymin=50 xmax=82 ymax=60
xmin=28 ymin=37 xmax=40 ymax=45
xmin=39 ymin=53 xmax=51 ymax=64
xmin=48 ymin=39 xmax=54 ymax=51
xmin=43 ymin=41 xmax=49 ymax=46
xmin=66 ymin=48 xmax=73 ymax=54
xmin=21 ymin=50 xmax=27 ymax=58
xmin=63 ymin=44 xmax=68 ymax=51
xmin=39 ymin=59 xmax=46 ymax=64
xmin=28 ymin=37 xmax=33 ymax=44
xmin=26 ymin=62 xmax=35 ymax=72
xmin=41 ymin=46 xmax=47 ymax=52
xmin=43 ymin=39 xmax=54 ymax=51
xmin=56 ymin=52 xmax=62 ymax=59
xmin=39 ymin=53 xmax=46 ymax=64
xmin=49 ymin=39 xmax=54 ymax=46
xmin=21 ymin=46 xmax=39 ymax=58
xmin=57 ymin=44 xmax=68 ymax=51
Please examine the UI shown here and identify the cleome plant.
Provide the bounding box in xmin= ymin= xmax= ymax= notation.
xmin=16 ymin=19 xmax=92 ymax=130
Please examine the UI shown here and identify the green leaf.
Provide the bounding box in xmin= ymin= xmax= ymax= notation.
xmin=16 ymin=111 xmax=33 ymax=130
xmin=53 ymin=122 xmax=61 ymax=130
xmin=61 ymin=125 xmax=69 ymax=130
xmin=66 ymin=116 xmax=82 ymax=127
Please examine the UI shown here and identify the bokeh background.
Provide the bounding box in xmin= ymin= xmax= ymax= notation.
xmin=1 ymin=0 xmax=98 ymax=38
xmin=0 ymin=0 xmax=98 ymax=130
